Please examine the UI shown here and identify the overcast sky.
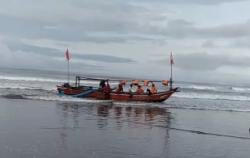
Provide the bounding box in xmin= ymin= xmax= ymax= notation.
xmin=1 ymin=0 xmax=250 ymax=84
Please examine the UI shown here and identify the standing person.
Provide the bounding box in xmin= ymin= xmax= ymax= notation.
xmin=103 ymin=80 xmax=111 ymax=99
xmin=103 ymin=80 xmax=111 ymax=93
xmin=99 ymin=80 xmax=105 ymax=90
xmin=106 ymin=80 xmax=111 ymax=93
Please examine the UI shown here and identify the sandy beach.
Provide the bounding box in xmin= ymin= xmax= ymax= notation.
xmin=0 ymin=97 xmax=250 ymax=158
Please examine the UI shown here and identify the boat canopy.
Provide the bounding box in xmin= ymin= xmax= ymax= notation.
xmin=74 ymin=75 xmax=170 ymax=87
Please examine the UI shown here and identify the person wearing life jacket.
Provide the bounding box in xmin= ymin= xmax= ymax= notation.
xmin=150 ymin=83 xmax=157 ymax=94
xmin=136 ymin=85 xmax=144 ymax=95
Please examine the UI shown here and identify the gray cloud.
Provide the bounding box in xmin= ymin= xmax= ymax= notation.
xmin=7 ymin=41 xmax=60 ymax=55
xmin=6 ymin=41 xmax=135 ymax=63
xmin=202 ymin=40 xmax=216 ymax=48
xmin=137 ymin=0 xmax=247 ymax=5
xmin=158 ymin=52 xmax=250 ymax=71
xmin=0 ymin=13 xmax=161 ymax=43
xmin=196 ymin=21 xmax=250 ymax=38
xmin=147 ymin=19 xmax=250 ymax=40
xmin=72 ymin=0 xmax=246 ymax=6
xmin=73 ymin=54 xmax=134 ymax=63
xmin=1 ymin=0 xmax=250 ymax=84
xmin=0 ymin=0 xmax=249 ymax=44
xmin=229 ymin=38 xmax=250 ymax=48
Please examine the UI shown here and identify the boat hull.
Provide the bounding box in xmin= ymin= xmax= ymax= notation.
xmin=57 ymin=85 xmax=177 ymax=102
xmin=110 ymin=91 xmax=175 ymax=102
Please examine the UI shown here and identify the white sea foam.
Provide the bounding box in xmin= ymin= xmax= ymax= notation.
xmin=0 ymin=82 xmax=56 ymax=91
xmin=231 ymin=87 xmax=250 ymax=93
xmin=0 ymin=75 xmax=103 ymax=92
xmin=174 ymin=92 xmax=250 ymax=101
xmin=184 ymin=85 xmax=218 ymax=91
xmin=0 ymin=75 xmax=65 ymax=83
xmin=25 ymin=95 xmax=113 ymax=104
xmin=0 ymin=75 xmax=116 ymax=86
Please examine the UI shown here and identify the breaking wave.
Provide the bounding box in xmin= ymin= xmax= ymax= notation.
xmin=180 ymin=84 xmax=250 ymax=94
xmin=184 ymin=85 xmax=219 ymax=91
xmin=0 ymin=75 xmax=65 ymax=83
xmin=231 ymin=87 xmax=250 ymax=93
xmin=2 ymin=70 xmax=250 ymax=114
xmin=25 ymin=95 xmax=113 ymax=103
xmin=173 ymin=92 xmax=250 ymax=102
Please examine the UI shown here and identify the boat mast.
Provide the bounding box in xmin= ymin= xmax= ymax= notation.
xmin=67 ymin=59 xmax=70 ymax=83
xmin=170 ymin=52 xmax=174 ymax=90
xmin=65 ymin=48 xmax=70 ymax=84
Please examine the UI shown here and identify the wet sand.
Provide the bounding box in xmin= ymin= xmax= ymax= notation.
xmin=0 ymin=98 xmax=250 ymax=158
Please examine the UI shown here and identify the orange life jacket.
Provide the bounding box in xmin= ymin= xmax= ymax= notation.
xmin=150 ymin=86 xmax=157 ymax=94
xmin=144 ymin=80 xmax=149 ymax=86
xmin=162 ymin=80 xmax=169 ymax=86
xmin=136 ymin=87 xmax=144 ymax=94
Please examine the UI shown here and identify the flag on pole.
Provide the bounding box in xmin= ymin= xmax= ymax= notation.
xmin=65 ymin=49 xmax=70 ymax=61
xmin=170 ymin=52 xmax=174 ymax=65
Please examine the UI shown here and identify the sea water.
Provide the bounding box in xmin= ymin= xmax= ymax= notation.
xmin=1 ymin=67 xmax=250 ymax=112
xmin=0 ymin=67 xmax=250 ymax=158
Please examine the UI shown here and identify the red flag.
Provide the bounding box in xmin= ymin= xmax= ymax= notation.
xmin=65 ymin=49 xmax=70 ymax=61
xmin=170 ymin=52 xmax=174 ymax=65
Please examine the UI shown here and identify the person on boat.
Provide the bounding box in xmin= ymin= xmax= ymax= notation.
xmin=136 ymin=85 xmax=144 ymax=95
xmin=103 ymin=80 xmax=111 ymax=99
xmin=128 ymin=83 xmax=136 ymax=98
xmin=128 ymin=84 xmax=134 ymax=93
xmin=150 ymin=83 xmax=157 ymax=94
xmin=63 ymin=83 xmax=70 ymax=88
xmin=116 ymin=83 xmax=124 ymax=93
xmin=99 ymin=80 xmax=106 ymax=89
xmin=103 ymin=81 xmax=111 ymax=93
xmin=146 ymin=88 xmax=152 ymax=95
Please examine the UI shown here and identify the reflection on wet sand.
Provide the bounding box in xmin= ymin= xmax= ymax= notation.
xmin=53 ymin=102 xmax=173 ymax=157
xmin=57 ymin=103 xmax=172 ymax=129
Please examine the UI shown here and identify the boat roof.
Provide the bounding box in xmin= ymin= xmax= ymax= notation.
xmin=75 ymin=75 xmax=169 ymax=83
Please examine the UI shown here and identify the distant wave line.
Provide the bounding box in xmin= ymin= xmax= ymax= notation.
xmin=173 ymin=93 xmax=250 ymax=102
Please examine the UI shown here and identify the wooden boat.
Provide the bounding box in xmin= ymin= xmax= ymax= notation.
xmin=58 ymin=50 xmax=179 ymax=102
xmin=57 ymin=76 xmax=178 ymax=102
